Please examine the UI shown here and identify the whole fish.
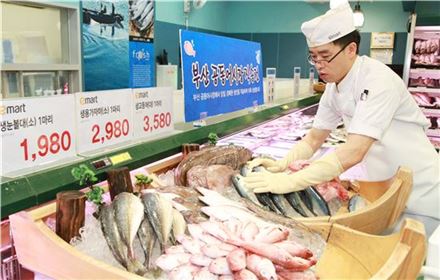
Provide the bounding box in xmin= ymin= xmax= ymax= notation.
xmin=348 ymin=194 xmax=369 ymax=212
xmin=285 ymin=192 xmax=313 ymax=217
xmin=302 ymin=187 xmax=330 ymax=216
xmin=113 ymin=192 xmax=145 ymax=260
xmin=256 ymin=193 xmax=281 ymax=214
xmin=142 ymin=192 xmax=173 ymax=250
xmin=137 ymin=217 xmax=156 ymax=269
xmin=171 ymin=209 xmax=187 ymax=243
xmin=174 ymin=145 xmax=252 ymax=186
xmin=100 ymin=204 xmax=146 ymax=275
xmin=270 ymin=194 xmax=303 ymax=218
xmin=232 ymin=175 xmax=262 ymax=206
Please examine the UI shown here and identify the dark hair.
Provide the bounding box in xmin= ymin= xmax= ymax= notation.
xmin=333 ymin=30 xmax=361 ymax=54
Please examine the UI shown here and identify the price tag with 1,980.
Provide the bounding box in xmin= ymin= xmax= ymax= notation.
xmin=0 ymin=95 xmax=77 ymax=175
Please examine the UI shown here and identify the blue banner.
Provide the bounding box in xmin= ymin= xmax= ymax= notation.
xmin=129 ymin=41 xmax=155 ymax=88
xmin=180 ymin=30 xmax=264 ymax=122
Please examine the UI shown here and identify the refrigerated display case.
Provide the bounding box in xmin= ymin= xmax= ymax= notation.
xmin=404 ymin=24 xmax=440 ymax=150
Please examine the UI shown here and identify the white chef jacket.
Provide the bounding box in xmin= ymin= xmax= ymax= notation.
xmin=313 ymin=55 xmax=440 ymax=219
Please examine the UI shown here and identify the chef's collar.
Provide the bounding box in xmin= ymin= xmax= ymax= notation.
xmin=336 ymin=55 xmax=361 ymax=93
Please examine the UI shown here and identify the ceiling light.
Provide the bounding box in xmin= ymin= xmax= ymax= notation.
xmin=353 ymin=1 xmax=364 ymax=28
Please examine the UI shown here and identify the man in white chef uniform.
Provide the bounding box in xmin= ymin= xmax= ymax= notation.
xmin=245 ymin=3 xmax=439 ymax=235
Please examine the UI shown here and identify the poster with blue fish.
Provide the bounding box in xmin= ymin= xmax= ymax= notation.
xmin=82 ymin=0 xmax=129 ymax=91
xmin=179 ymin=30 xmax=264 ymax=122
xmin=129 ymin=41 xmax=154 ymax=88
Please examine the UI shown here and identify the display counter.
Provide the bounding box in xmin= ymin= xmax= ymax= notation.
xmin=1 ymin=92 xmax=321 ymax=219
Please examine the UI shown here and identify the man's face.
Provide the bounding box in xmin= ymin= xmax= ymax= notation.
xmin=308 ymin=42 xmax=355 ymax=83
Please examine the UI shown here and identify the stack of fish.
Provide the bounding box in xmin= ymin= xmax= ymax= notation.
xmin=155 ymin=219 xmax=317 ymax=280
xmin=129 ymin=0 xmax=154 ymax=32
xmin=99 ymin=191 xmax=187 ymax=276
xmin=232 ymin=165 xmax=332 ymax=218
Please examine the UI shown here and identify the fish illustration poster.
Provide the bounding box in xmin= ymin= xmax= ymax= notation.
xmin=128 ymin=0 xmax=155 ymax=88
xmin=82 ymin=0 xmax=154 ymax=90
xmin=179 ymin=30 xmax=264 ymax=122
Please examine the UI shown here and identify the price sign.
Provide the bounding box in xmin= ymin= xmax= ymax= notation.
xmin=132 ymin=87 xmax=174 ymax=140
xmin=0 ymin=95 xmax=76 ymax=175
xmin=75 ymin=89 xmax=133 ymax=154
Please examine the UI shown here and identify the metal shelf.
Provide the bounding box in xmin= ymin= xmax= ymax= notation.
xmin=1 ymin=64 xmax=81 ymax=72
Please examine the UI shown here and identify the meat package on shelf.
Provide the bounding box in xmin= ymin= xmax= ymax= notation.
xmin=411 ymin=27 xmax=440 ymax=69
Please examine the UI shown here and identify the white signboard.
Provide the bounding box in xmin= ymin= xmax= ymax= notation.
xmin=132 ymin=87 xmax=174 ymax=140
xmin=75 ymin=89 xmax=133 ymax=154
xmin=0 ymin=95 xmax=76 ymax=175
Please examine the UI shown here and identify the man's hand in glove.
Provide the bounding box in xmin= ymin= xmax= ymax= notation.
xmin=247 ymin=140 xmax=314 ymax=172
xmin=243 ymin=153 xmax=344 ymax=194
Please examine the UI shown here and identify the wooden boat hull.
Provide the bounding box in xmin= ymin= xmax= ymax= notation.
xmin=9 ymin=206 xmax=426 ymax=280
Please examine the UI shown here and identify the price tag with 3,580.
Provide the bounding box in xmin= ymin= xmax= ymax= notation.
xmin=76 ymin=89 xmax=133 ymax=154
xmin=132 ymin=87 xmax=174 ymax=140
xmin=0 ymin=95 xmax=77 ymax=175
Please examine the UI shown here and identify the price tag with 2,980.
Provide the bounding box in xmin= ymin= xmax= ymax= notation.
xmin=0 ymin=95 xmax=77 ymax=175
xmin=75 ymin=89 xmax=133 ymax=154
xmin=132 ymin=87 xmax=174 ymax=140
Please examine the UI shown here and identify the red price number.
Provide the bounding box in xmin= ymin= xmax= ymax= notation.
xmin=143 ymin=112 xmax=171 ymax=132
xmin=92 ymin=119 xmax=130 ymax=144
xmin=20 ymin=131 xmax=72 ymax=161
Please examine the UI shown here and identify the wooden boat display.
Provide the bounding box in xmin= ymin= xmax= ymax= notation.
xmin=8 ymin=150 xmax=419 ymax=279
xmin=146 ymin=153 xmax=413 ymax=235
xmin=9 ymin=204 xmax=425 ymax=280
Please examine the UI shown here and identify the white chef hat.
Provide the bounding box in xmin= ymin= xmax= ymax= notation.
xmin=301 ymin=3 xmax=356 ymax=47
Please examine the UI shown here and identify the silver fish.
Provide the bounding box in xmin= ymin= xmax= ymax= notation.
xmin=100 ymin=204 xmax=146 ymax=275
xmin=232 ymin=175 xmax=262 ymax=206
xmin=348 ymin=194 xmax=368 ymax=212
xmin=142 ymin=192 xmax=173 ymax=250
xmin=269 ymin=194 xmax=302 ymax=218
xmin=113 ymin=192 xmax=145 ymax=260
xmin=171 ymin=209 xmax=187 ymax=243
xmin=284 ymin=192 xmax=313 ymax=217
xmin=137 ymin=218 xmax=157 ymax=269
xmin=256 ymin=193 xmax=282 ymax=214
xmin=303 ymin=187 xmax=330 ymax=216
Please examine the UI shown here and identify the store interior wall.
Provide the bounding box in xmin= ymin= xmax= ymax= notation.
xmin=154 ymin=1 xmax=416 ymax=88
xmin=74 ymin=0 xmax=439 ymax=90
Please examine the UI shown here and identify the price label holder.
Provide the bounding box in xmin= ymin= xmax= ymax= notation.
xmin=91 ymin=157 xmax=112 ymax=170
xmin=132 ymin=87 xmax=175 ymax=141
xmin=193 ymin=111 xmax=207 ymax=127
xmin=109 ymin=152 xmax=132 ymax=165
xmin=0 ymin=95 xmax=80 ymax=177
xmin=75 ymin=89 xmax=134 ymax=156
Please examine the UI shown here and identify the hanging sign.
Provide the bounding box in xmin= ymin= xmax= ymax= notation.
xmin=179 ymin=30 xmax=264 ymax=122
xmin=0 ymin=95 xmax=76 ymax=175
xmin=132 ymin=87 xmax=174 ymax=140
xmin=75 ymin=89 xmax=133 ymax=154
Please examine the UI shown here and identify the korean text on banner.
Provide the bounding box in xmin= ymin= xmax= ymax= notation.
xmin=75 ymin=89 xmax=133 ymax=154
xmin=0 ymin=95 xmax=77 ymax=175
xmin=132 ymin=87 xmax=174 ymax=140
xmin=179 ymin=30 xmax=264 ymax=122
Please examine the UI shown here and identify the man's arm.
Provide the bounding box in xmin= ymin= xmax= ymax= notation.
xmin=334 ymin=133 xmax=376 ymax=170
xmin=302 ymin=127 xmax=332 ymax=153
xmin=244 ymin=132 xmax=376 ymax=194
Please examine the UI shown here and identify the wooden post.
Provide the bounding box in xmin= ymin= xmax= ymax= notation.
xmin=56 ymin=191 xmax=86 ymax=243
xmin=182 ymin=143 xmax=200 ymax=158
xmin=107 ymin=167 xmax=133 ymax=200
